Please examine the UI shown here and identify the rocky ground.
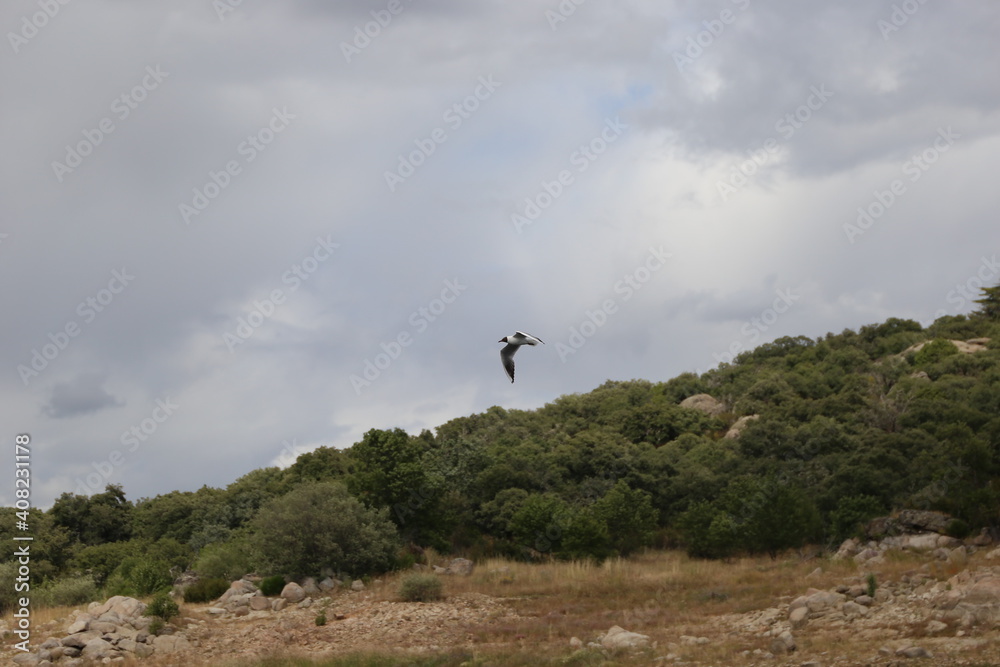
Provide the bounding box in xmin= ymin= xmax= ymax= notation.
xmin=5 ymin=543 xmax=1000 ymax=666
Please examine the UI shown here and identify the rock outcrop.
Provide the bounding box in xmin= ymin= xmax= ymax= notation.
xmin=679 ymin=393 xmax=725 ymax=415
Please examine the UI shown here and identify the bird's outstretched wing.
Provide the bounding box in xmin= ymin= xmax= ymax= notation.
xmin=500 ymin=344 xmax=518 ymax=382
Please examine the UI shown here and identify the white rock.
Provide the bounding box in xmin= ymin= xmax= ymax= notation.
xmin=601 ymin=625 xmax=650 ymax=650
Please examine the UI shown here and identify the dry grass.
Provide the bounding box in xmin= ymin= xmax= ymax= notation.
xmin=9 ymin=548 xmax=999 ymax=667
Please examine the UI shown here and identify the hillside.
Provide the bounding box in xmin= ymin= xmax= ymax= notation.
xmin=2 ymin=309 xmax=999 ymax=627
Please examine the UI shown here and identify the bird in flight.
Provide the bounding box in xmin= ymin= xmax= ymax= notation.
xmin=498 ymin=331 xmax=544 ymax=383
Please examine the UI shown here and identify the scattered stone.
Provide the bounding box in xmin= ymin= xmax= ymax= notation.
xmin=569 ymin=636 xmax=583 ymax=649
xmin=769 ymin=630 xmax=796 ymax=654
xmin=926 ymin=620 xmax=948 ymax=633
xmin=895 ymin=645 xmax=933 ymax=659
xmin=601 ymin=625 xmax=650 ymax=650
xmin=854 ymin=594 xmax=874 ymax=606
xmin=679 ymin=635 xmax=710 ymax=645
xmin=272 ymin=598 xmax=288 ymax=612
xmin=351 ymin=580 xmax=366 ymax=591
xmin=319 ymin=577 xmax=339 ymax=591
xmin=789 ymin=606 xmax=809 ymax=628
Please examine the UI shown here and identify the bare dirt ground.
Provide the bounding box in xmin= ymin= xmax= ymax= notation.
xmin=7 ymin=549 xmax=1000 ymax=666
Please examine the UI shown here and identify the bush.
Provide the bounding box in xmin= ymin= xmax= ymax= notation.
xmin=144 ymin=592 xmax=179 ymax=621
xmin=398 ymin=573 xmax=443 ymax=602
xmin=252 ymin=482 xmax=400 ymax=579
xmin=34 ymin=574 xmax=100 ymax=608
xmin=315 ymin=611 xmax=327 ymax=626
xmin=105 ymin=557 xmax=173 ymax=597
xmin=260 ymin=574 xmax=285 ymax=596
xmin=182 ymin=577 xmax=230 ymax=603
xmin=193 ymin=535 xmax=254 ymax=581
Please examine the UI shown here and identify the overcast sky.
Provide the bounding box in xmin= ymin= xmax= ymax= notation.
xmin=2 ymin=0 xmax=999 ymax=508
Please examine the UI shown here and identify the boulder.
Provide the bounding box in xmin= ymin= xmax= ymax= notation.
xmin=724 ymin=414 xmax=758 ymax=439
xmin=80 ymin=637 xmax=114 ymax=660
xmin=301 ymin=577 xmax=321 ymax=595
xmin=319 ymin=577 xmax=340 ymax=591
xmin=66 ymin=619 xmax=89 ymax=634
xmin=272 ymin=598 xmax=288 ymax=612
xmin=679 ymin=393 xmax=725 ymax=415
xmin=89 ymin=595 xmax=146 ymax=621
xmin=446 ymin=558 xmax=474 ymax=576
xmin=280 ymin=582 xmax=306 ymax=603
xmin=154 ymin=634 xmax=191 ymax=653
xmin=806 ymin=591 xmax=845 ymax=614
xmin=897 ymin=510 xmax=953 ymax=534
xmin=789 ymin=606 xmax=809 ymax=628
xmin=219 ymin=579 xmax=258 ymax=603
xmin=351 ymin=580 xmax=366 ymax=591
xmin=250 ymin=595 xmax=272 ymax=611
xmin=601 ymin=625 xmax=650 ymax=651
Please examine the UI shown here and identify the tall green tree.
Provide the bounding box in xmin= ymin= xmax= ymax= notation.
xmin=347 ymin=428 xmax=441 ymax=543
xmin=973 ymin=283 xmax=1000 ymax=320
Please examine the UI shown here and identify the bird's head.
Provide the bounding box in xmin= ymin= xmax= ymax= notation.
xmin=498 ymin=337 xmax=508 ymax=343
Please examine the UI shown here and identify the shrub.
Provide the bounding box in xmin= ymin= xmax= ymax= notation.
xmin=866 ymin=573 xmax=877 ymax=598
xmin=148 ymin=618 xmax=165 ymax=636
xmin=315 ymin=611 xmax=327 ymax=626
xmin=34 ymin=575 xmax=100 ymax=608
xmin=144 ymin=592 xmax=179 ymax=621
xmin=193 ymin=535 xmax=254 ymax=581
xmin=399 ymin=573 xmax=443 ymax=602
xmin=105 ymin=557 xmax=173 ymax=597
xmin=251 ymin=482 xmax=400 ymax=579
xmin=260 ymin=574 xmax=286 ymax=596
xmin=182 ymin=577 xmax=230 ymax=603
xmin=946 ymin=518 xmax=971 ymax=539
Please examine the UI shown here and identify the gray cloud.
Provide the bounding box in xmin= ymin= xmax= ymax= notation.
xmin=1 ymin=0 xmax=998 ymax=507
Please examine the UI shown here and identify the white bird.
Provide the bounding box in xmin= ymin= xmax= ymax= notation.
xmin=498 ymin=331 xmax=544 ymax=383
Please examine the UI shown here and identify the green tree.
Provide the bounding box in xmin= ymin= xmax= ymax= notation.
xmin=591 ymin=481 xmax=657 ymax=555
xmin=49 ymin=484 xmax=133 ymax=546
xmin=973 ymin=283 xmax=1000 ymax=320
xmin=347 ymin=428 xmax=441 ymax=543
xmin=251 ymin=481 xmax=399 ymax=579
